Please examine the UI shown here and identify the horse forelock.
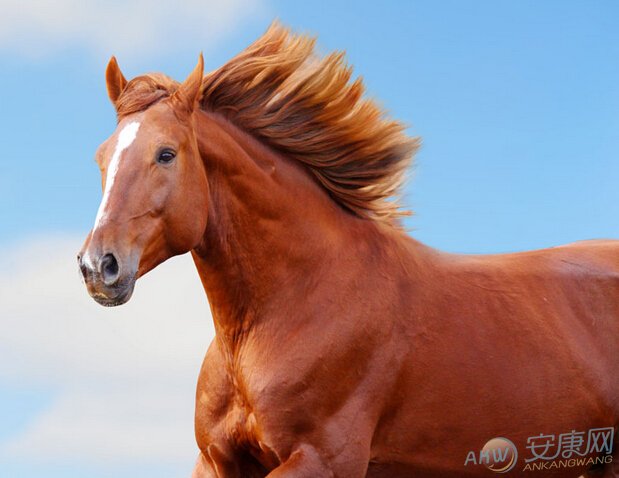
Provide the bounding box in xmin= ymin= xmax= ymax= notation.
xmin=116 ymin=73 xmax=179 ymax=120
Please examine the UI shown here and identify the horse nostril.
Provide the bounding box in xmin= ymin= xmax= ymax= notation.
xmin=77 ymin=253 xmax=91 ymax=281
xmin=79 ymin=262 xmax=89 ymax=281
xmin=99 ymin=253 xmax=121 ymax=286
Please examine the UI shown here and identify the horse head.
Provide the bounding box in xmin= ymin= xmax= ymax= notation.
xmin=78 ymin=56 xmax=208 ymax=306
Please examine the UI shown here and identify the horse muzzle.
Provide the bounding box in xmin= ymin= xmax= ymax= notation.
xmin=77 ymin=250 xmax=137 ymax=307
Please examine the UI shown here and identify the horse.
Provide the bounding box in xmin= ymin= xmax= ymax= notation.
xmin=78 ymin=23 xmax=619 ymax=478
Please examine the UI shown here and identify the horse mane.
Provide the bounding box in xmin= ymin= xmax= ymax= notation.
xmin=117 ymin=22 xmax=419 ymax=223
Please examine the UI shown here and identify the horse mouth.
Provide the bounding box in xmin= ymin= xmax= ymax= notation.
xmin=89 ymin=277 xmax=136 ymax=307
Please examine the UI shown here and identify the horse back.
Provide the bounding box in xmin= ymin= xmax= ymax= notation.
xmin=368 ymin=237 xmax=619 ymax=476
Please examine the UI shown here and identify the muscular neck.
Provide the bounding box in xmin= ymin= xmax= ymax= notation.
xmin=191 ymin=111 xmax=369 ymax=344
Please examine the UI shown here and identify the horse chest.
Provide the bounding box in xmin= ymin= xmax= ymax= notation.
xmin=195 ymin=363 xmax=284 ymax=472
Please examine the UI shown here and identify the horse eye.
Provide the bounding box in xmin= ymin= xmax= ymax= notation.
xmin=157 ymin=149 xmax=176 ymax=164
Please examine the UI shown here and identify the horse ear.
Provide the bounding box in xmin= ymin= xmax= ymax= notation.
xmin=172 ymin=53 xmax=204 ymax=113
xmin=105 ymin=56 xmax=128 ymax=106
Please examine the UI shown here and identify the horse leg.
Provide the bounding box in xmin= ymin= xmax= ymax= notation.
xmin=264 ymin=442 xmax=369 ymax=478
xmin=596 ymin=456 xmax=619 ymax=478
xmin=190 ymin=453 xmax=217 ymax=478
xmin=583 ymin=452 xmax=619 ymax=477
xmin=263 ymin=444 xmax=334 ymax=478
xmin=191 ymin=446 xmax=268 ymax=478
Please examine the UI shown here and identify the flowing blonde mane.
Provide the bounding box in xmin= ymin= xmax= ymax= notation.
xmin=117 ymin=22 xmax=419 ymax=223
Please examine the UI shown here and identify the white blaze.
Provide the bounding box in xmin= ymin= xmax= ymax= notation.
xmin=93 ymin=121 xmax=141 ymax=231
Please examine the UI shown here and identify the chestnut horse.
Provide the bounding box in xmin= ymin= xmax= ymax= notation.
xmin=78 ymin=24 xmax=618 ymax=478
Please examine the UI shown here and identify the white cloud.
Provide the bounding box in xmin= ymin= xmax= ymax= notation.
xmin=0 ymin=234 xmax=215 ymax=466
xmin=0 ymin=0 xmax=266 ymax=59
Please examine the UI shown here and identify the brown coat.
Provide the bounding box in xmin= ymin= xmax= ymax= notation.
xmin=79 ymin=24 xmax=619 ymax=478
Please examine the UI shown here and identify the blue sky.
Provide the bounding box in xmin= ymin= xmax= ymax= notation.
xmin=1 ymin=1 xmax=618 ymax=252
xmin=0 ymin=2 xmax=618 ymax=477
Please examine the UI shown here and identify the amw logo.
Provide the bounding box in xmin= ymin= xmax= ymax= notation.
xmin=464 ymin=437 xmax=518 ymax=473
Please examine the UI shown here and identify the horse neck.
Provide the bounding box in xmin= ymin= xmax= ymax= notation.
xmin=191 ymin=110 xmax=374 ymax=341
